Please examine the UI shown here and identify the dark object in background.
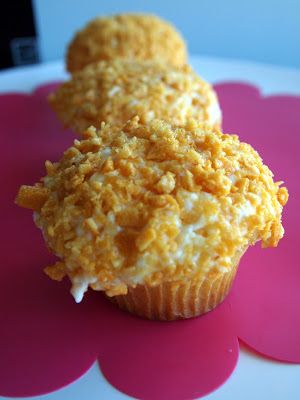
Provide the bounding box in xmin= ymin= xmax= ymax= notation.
xmin=0 ymin=0 xmax=39 ymax=69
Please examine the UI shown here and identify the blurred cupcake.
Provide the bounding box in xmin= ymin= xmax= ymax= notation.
xmin=66 ymin=13 xmax=187 ymax=73
xmin=49 ymin=60 xmax=221 ymax=134
xmin=16 ymin=118 xmax=288 ymax=320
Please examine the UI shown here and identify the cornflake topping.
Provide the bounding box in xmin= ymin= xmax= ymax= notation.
xmin=16 ymin=118 xmax=288 ymax=299
xmin=49 ymin=60 xmax=221 ymax=134
xmin=66 ymin=13 xmax=187 ymax=73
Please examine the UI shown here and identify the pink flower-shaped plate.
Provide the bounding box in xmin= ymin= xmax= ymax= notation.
xmin=0 ymin=81 xmax=299 ymax=399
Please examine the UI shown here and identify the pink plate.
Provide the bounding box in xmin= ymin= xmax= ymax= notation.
xmin=215 ymin=82 xmax=300 ymax=363
xmin=0 ymin=81 xmax=299 ymax=399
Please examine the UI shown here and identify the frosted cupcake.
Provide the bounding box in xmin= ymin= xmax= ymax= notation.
xmin=49 ymin=60 xmax=221 ymax=134
xmin=16 ymin=118 xmax=288 ymax=320
xmin=66 ymin=13 xmax=187 ymax=73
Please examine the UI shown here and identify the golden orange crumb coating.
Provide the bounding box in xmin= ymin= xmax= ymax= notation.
xmin=16 ymin=118 xmax=288 ymax=301
xmin=16 ymin=185 xmax=49 ymax=211
xmin=49 ymin=60 xmax=221 ymax=134
xmin=66 ymin=14 xmax=187 ymax=73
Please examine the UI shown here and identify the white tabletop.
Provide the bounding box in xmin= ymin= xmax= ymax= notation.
xmin=1 ymin=56 xmax=300 ymax=400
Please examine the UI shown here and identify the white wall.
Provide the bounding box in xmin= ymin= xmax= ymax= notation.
xmin=33 ymin=0 xmax=300 ymax=68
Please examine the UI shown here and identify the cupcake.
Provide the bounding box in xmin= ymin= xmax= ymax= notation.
xmin=66 ymin=13 xmax=187 ymax=73
xmin=16 ymin=118 xmax=288 ymax=320
xmin=49 ymin=60 xmax=221 ymax=134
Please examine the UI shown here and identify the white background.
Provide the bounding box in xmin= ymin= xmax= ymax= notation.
xmin=32 ymin=0 xmax=300 ymax=68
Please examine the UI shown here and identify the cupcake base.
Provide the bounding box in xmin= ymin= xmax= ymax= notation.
xmin=109 ymin=250 xmax=244 ymax=320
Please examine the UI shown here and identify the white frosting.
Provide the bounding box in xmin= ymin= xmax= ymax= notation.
xmin=108 ymin=86 xmax=121 ymax=97
xmin=129 ymin=99 xmax=139 ymax=106
xmin=102 ymin=147 xmax=112 ymax=157
xmin=207 ymin=96 xmax=222 ymax=125
xmin=236 ymin=200 xmax=256 ymax=220
xmin=173 ymin=220 xmax=205 ymax=263
xmin=146 ymin=110 xmax=155 ymax=120
xmin=70 ymin=274 xmax=98 ymax=303
xmin=90 ymin=172 xmax=105 ymax=183
xmin=183 ymin=192 xmax=199 ymax=211
xmin=229 ymin=174 xmax=237 ymax=184
xmin=172 ymin=93 xmax=193 ymax=118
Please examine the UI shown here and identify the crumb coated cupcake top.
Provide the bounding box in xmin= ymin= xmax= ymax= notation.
xmin=66 ymin=13 xmax=187 ymax=73
xmin=49 ymin=60 xmax=221 ymax=134
xmin=16 ymin=118 xmax=288 ymax=301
